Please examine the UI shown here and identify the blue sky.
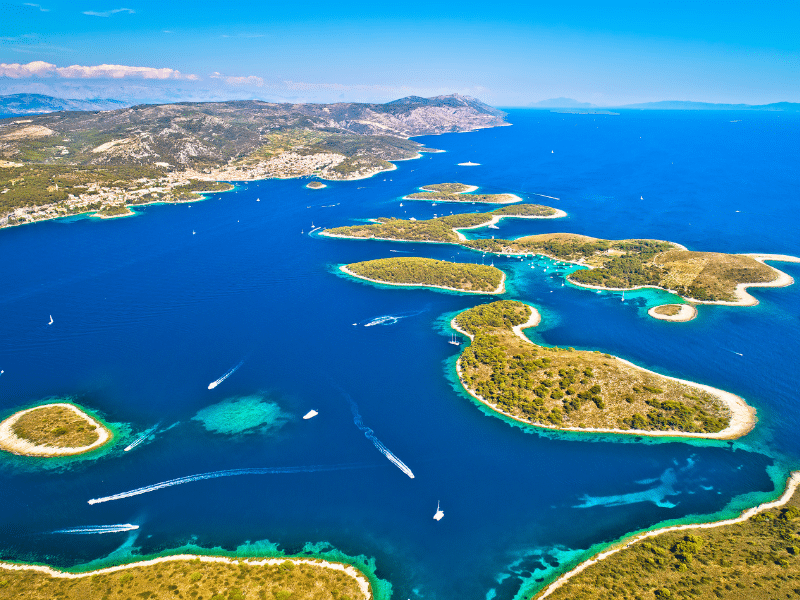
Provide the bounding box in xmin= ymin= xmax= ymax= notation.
xmin=0 ymin=0 xmax=798 ymax=106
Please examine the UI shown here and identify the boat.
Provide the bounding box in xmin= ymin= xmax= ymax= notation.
xmin=303 ymin=410 xmax=318 ymax=420
xmin=488 ymin=224 xmax=499 ymax=229
xmin=433 ymin=501 xmax=444 ymax=521
xmin=48 ymin=315 xmax=53 ymax=325
xmin=621 ymin=291 xmax=625 ymax=301
xmin=192 ymin=230 xmax=196 ymax=235
xmin=448 ymin=333 xmax=460 ymax=346
xmin=399 ymin=203 xmax=403 ymax=207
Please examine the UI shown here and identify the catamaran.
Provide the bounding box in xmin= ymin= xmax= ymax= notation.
xmin=433 ymin=501 xmax=444 ymax=521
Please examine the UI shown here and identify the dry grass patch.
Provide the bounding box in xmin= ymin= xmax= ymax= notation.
xmin=0 ymin=558 xmax=367 ymax=600
xmin=540 ymin=485 xmax=800 ymax=600
xmin=456 ymin=301 xmax=730 ymax=434
xmin=11 ymin=405 xmax=101 ymax=449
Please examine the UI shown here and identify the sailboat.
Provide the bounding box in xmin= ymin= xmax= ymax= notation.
xmin=303 ymin=410 xmax=318 ymax=420
xmin=448 ymin=333 xmax=460 ymax=346
xmin=621 ymin=291 xmax=625 ymax=301
xmin=433 ymin=501 xmax=444 ymax=521
xmin=399 ymin=202 xmax=403 ymax=207
xmin=48 ymin=315 xmax=53 ymax=325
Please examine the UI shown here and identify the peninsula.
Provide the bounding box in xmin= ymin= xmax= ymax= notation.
xmin=404 ymin=182 xmax=521 ymax=203
xmin=452 ymin=300 xmax=754 ymax=438
xmin=0 ymin=402 xmax=112 ymax=456
xmin=343 ymin=257 xmax=505 ymax=293
xmin=0 ymin=554 xmax=370 ymax=600
xmin=537 ymin=471 xmax=800 ymax=600
xmin=0 ymin=94 xmax=507 ymax=228
xmin=322 ymin=204 xmax=564 ymax=244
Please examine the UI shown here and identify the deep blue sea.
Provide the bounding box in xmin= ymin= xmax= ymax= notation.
xmin=0 ymin=109 xmax=798 ymax=600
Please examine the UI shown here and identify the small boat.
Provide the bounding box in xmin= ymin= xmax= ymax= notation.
xmin=192 ymin=230 xmax=196 ymax=235
xmin=303 ymin=410 xmax=318 ymax=420
xmin=257 ymin=198 xmax=260 ymax=202
xmin=640 ymin=195 xmax=643 ymax=200
xmin=48 ymin=315 xmax=53 ymax=325
xmin=301 ymin=229 xmax=304 ymax=234
xmin=448 ymin=333 xmax=460 ymax=346
xmin=433 ymin=501 xmax=444 ymax=521
xmin=621 ymin=291 xmax=625 ymax=301
xmin=399 ymin=203 xmax=403 ymax=207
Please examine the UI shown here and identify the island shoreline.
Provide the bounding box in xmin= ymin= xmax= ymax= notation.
xmin=0 ymin=554 xmax=372 ymax=600
xmin=450 ymin=307 xmax=755 ymax=440
xmin=340 ymin=264 xmax=505 ymax=294
xmin=535 ymin=471 xmax=800 ymax=599
xmin=0 ymin=402 xmax=112 ymax=456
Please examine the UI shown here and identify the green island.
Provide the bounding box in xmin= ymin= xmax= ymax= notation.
xmin=537 ymin=473 xmax=800 ymax=600
xmin=0 ymin=94 xmax=504 ymax=228
xmin=323 ymin=204 xmax=561 ymax=243
xmin=0 ymin=403 xmax=112 ymax=456
xmin=343 ymin=257 xmax=504 ymax=293
xmin=405 ymin=182 xmax=521 ymax=203
xmin=0 ymin=555 xmax=369 ymax=600
xmin=453 ymin=300 xmax=753 ymax=437
xmin=324 ymin=219 xmax=792 ymax=304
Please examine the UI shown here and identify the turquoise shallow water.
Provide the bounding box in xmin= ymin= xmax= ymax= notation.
xmin=0 ymin=109 xmax=798 ymax=599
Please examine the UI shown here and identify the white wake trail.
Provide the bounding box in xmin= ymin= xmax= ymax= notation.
xmin=124 ymin=421 xmax=162 ymax=452
xmin=88 ymin=464 xmax=366 ymax=505
xmin=208 ymin=358 xmax=245 ymax=389
xmin=343 ymin=391 xmax=415 ymax=479
xmin=52 ymin=524 xmax=139 ymax=534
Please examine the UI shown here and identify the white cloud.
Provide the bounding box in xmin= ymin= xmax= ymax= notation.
xmin=23 ymin=3 xmax=50 ymax=11
xmin=210 ymin=72 xmax=264 ymax=86
xmin=0 ymin=60 xmax=199 ymax=80
xmin=82 ymin=7 xmax=134 ymax=17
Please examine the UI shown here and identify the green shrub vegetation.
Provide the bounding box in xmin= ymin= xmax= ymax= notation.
xmin=345 ymin=257 xmax=503 ymax=292
xmin=0 ymin=558 xmax=367 ymax=600
xmin=406 ymin=183 xmax=519 ymax=203
xmin=455 ymin=301 xmax=731 ymax=434
xmin=325 ymin=204 xmax=557 ymax=243
xmin=540 ymin=485 xmax=800 ymax=600
xmin=326 ymin=221 xmax=777 ymax=302
xmin=419 ymin=183 xmax=472 ymax=193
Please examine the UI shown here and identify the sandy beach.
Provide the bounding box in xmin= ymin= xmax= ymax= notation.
xmin=451 ymin=307 xmax=756 ymax=441
xmin=0 ymin=403 xmax=111 ymax=456
xmin=647 ymin=303 xmax=698 ymax=322
xmin=0 ymin=554 xmax=372 ymax=600
xmin=536 ymin=471 xmax=800 ymax=598
xmin=340 ymin=265 xmax=505 ymax=294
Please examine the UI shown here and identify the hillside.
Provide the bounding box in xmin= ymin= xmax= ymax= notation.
xmin=0 ymin=94 xmax=507 ymax=227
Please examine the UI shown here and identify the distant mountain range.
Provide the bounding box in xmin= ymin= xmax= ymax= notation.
xmin=0 ymin=93 xmax=129 ymax=115
xmin=530 ymin=98 xmax=800 ymax=111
